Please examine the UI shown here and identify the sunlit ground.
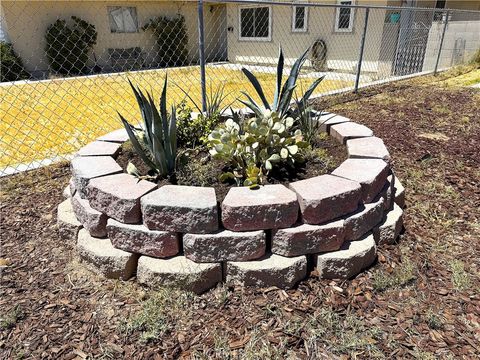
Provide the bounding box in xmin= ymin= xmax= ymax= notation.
xmin=0 ymin=65 xmax=352 ymax=168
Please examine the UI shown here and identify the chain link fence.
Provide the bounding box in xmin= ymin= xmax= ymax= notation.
xmin=1 ymin=0 xmax=479 ymax=176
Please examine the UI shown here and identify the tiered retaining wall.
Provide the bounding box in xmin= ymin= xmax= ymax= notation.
xmin=58 ymin=113 xmax=405 ymax=294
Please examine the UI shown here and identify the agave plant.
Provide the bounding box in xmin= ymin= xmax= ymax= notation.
xmin=240 ymin=47 xmax=325 ymax=119
xmin=118 ymin=76 xmax=177 ymax=178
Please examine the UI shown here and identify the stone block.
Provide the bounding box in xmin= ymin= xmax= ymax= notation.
xmin=77 ymin=229 xmax=138 ymax=280
xmin=57 ymin=199 xmax=82 ymax=241
xmin=226 ymin=254 xmax=307 ymax=289
xmin=375 ymin=175 xmax=395 ymax=211
xmin=71 ymin=194 xmax=108 ymax=238
xmin=142 ymin=185 xmax=218 ymax=234
xmin=394 ymin=175 xmax=406 ymax=208
xmin=344 ymin=197 xmax=384 ymax=241
xmin=107 ymin=219 xmax=179 ymax=258
xmin=69 ymin=177 xmax=76 ymax=197
xmin=183 ymin=229 xmax=265 ymax=262
xmin=347 ymin=136 xmax=390 ymax=161
xmin=63 ymin=185 xmax=71 ymax=199
xmin=71 ymin=156 xmax=122 ymax=198
xmin=221 ymin=185 xmax=298 ymax=231
xmin=330 ymin=122 xmax=373 ymax=144
xmin=97 ymin=128 xmax=130 ymax=143
xmin=316 ymin=112 xmax=350 ymax=133
xmin=314 ymin=233 xmax=377 ymax=279
xmin=289 ymin=175 xmax=361 ymax=225
xmin=272 ymin=220 xmax=345 ymax=257
xmin=87 ymin=173 xmax=157 ymax=224
xmin=76 ymin=141 xmax=121 ymax=157
xmin=373 ymin=203 xmax=404 ymax=245
xmin=136 ymin=255 xmax=222 ymax=294
xmin=332 ymin=159 xmax=389 ymax=203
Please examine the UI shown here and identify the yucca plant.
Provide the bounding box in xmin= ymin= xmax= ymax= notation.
xmin=240 ymin=47 xmax=325 ymax=119
xmin=175 ymin=82 xmax=235 ymax=119
xmin=118 ymin=76 xmax=177 ymax=178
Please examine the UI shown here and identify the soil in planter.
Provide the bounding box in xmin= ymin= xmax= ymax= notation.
xmin=115 ymin=134 xmax=347 ymax=203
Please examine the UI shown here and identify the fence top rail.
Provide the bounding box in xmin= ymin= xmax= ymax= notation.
xmin=204 ymin=0 xmax=480 ymax=14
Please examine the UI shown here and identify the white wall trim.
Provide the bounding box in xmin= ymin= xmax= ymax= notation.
xmin=334 ymin=0 xmax=355 ymax=33
xmin=238 ymin=4 xmax=272 ymax=42
xmin=291 ymin=3 xmax=308 ymax=33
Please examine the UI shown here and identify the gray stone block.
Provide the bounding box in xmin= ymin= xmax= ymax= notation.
xmin=75 ymin=141 xmax=121 ymax=157
xmin=71 ymin=194 xmax=108 ymax=238
xmin=330 ymin=122 xmax=373 ymax=144
xmin=97 ymin=128 xmax=130 ymax=143
xmin=344 ymin=197 xmax=384 ymax=241
xmin=77 ymin=229 xmax=138 ymax=280
xmin=314 ymin=233 xmax=377 ymax=279
xmin=107 ymin=219 xmax=179 ymax=258
xmin=71 ymin=156 xmax=122 ymax=198
xmin=289 ymin=174 xmax=362 ymax=225
xmin=183 ymin=229 xmax=265 ymax=262
xmin=272 ymin=219 xmax=345 ymax=257
xmin=137 ymin=255 xmax=222 ymax=294
xmin=57 ymin=199 xmax=82 ymax=242
xmin=226 ymin=254 xmax=307 ymax=289
xmin=141 ymin=185 xmax=218 ymax=234
xmin=393 ymin=175 xmax=406 ymax=208
xmin=332 ymin=158 xmax=390 ymax=203
xmin=373 ymin=203 xmax=404 ymax=245
xmin=221 ymin=185 xmax=299 ymax=231
xmin=87 ymin=173 xmax=157 ymax=224
xmin=347 ymin=136 xmax=390 ymax=161
xmin=316 ymin=112 xmax=350 ymax=133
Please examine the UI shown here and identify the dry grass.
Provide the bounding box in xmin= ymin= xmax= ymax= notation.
xmin=0 ymin=66 xmax=350 ymax=168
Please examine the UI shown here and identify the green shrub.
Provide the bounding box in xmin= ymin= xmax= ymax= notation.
xmin=45 ymin=16 xmax=97 ymax=75
xmin=176 ymin=100 xmax=220 ymax=149
xmin=143 ymin=15 xmax=188 ymax=67
xmin=119 ymin=77 xmax=177 ymax=179
xmin=0 ymin=41 xmax=30 ymax=82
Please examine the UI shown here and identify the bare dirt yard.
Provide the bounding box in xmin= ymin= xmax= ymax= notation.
xmin=1 ymin=67 xmax=479 ymax=359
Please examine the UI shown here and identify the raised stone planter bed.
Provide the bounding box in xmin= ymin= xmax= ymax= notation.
xmin=58 ymin=114 xmax=406 ymax=293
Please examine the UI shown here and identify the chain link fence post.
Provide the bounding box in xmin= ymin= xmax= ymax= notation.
xmin=354 ymin=7 xmax=370 ymax=93
xmin=197 ymin=0 xmax=207 ymax=112
xmin=434 ymin=10 xmax=450 ymax=75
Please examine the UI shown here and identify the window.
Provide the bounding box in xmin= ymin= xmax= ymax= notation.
xmin=335 ymin=0 xmax=355 ymax=32
xmin=108 ymin=7 xmax=138 ymax=33
xmin=292 ymin=5 xmax=308 ymax=32
xmin=239 ymin=6 xmax=271 ymax=41
xmin=433 ymin=0 xmax=446 ymax=20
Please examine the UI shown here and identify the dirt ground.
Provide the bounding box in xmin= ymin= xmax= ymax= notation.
xmin=1 ymin=67 xmax=479 ymax=359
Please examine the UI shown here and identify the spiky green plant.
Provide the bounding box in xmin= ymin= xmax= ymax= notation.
xmin=240 ymin=47 xmax=325 ymax=119
xmin=118 ymin=76 xmax=177 ymax=178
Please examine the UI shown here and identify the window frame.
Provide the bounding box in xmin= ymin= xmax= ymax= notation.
xmin=108 ymin=6 xmax=139 ymax=34
xmin=334 ymin=0 xmax=355 ymax=33
xmin=238 ymin=5 xmax=272 ymax=42
xmin=291 ymin=4 xmax=308 ymax=33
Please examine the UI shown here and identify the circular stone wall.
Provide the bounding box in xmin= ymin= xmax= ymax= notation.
xmin=58 ymin=113 xmax=405 ymax=294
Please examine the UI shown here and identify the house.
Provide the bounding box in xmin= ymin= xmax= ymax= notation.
xmin=0 ymin=0 xmax=227 ymax=77
xmin=0 ymin=0 xmax=478 ymax=79
xmin=224 ymin=0 xmax=480 ymax=75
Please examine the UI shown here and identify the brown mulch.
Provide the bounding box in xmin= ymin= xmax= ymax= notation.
xmin=1 ymin=70 xmax=479 ymax=359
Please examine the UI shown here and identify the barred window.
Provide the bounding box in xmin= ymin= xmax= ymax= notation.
xmin=239 ymin=6 xmax=271 ymax=41
xmin=292 ymin=6 xmax=308 ymax=32
xmin=335 ymin=0 xmax=355 ymax=32
xmin=108 ymin=6 xmax=138 ymax=33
